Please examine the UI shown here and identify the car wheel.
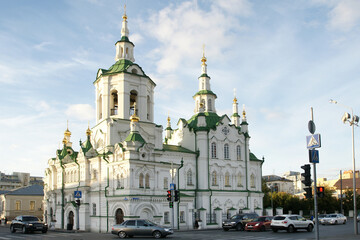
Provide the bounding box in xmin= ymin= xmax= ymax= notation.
xmin=334 ymin=221 xmax=338 ymax=225
xmin=343 ymin=220 xmax=346 ymax=224
xmin=272 ymin=228 xmax=278 ymax=232
xmin=235 ymin=223 xmax=243 ymax=231
xmin=118 ymin=231 xmax=127 ymax=239
xmin=42 ymin=229 xmax=48 ymax=233
xmin=10 ymin=225 xmax=16 ymax=233
xmin=260 ymin=225 xmax=266 ymax=232
xmin=223 ymin=228 xmax=229 ymax=231
xmin=307 ymin=224 xmax=314 ymax=232
xmin=22 ymin=226 xmax=27 ymax=234
xmin=153 ymin=230 xmax=162 ymax=239
xmin=287 ymin=225 xmax=295 ymax=233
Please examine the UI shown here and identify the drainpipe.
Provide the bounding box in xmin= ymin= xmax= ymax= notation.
xmin=102 ymin=153 xmax=110 ymax=233
xmin=176 ymin=158 xmax=184 ymax=230
xmin=195 ymin=132 xmax=198 ymax=210
xmin=60 ymin=163 xmax=65 ymax=229
xmin=207 ymin=131 xmax=213 ymax=223
xmin=245 ymin=134 xmax=249 ymax=209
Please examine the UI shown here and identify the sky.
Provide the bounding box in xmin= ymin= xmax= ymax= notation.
xmin=1 ymin=0 xmax=360 ymax=180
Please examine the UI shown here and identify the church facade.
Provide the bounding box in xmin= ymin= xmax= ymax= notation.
xmin=43 ymin=9 xmax=264 ymax=232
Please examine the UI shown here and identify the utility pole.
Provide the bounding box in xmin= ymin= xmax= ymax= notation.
xmin=171 ymin=161 xmax=175 ymax=230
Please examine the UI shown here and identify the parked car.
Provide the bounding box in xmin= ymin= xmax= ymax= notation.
xmin=357 ymin=212 xmax=360 ymax=222
xmin=244 ymin=216 xmax=273 ymax=231
xmin=222 ymin=213 xmax=259 ymax=231
xmin=270 ymin=214 xmax=314 ymax=233
xmin=111 ymin=219 xmax=173 ymax=239
xmin=319 ymin=214 xmax=347 ymax=225
xmin=10 ymin=215 xmax=48 ymax=234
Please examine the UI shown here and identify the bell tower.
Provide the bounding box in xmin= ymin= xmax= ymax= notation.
xmin=94 ymin=5 xmax=155 ymax=124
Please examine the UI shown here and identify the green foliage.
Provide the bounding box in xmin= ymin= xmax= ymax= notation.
xmin=263 ymin=185 xmax=343 ymax=215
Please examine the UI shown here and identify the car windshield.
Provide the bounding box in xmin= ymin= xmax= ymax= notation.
xmin=230 ymin=215 xmax=242 ymax=220
xmin=273 ymin=216 xmax=286 ymax=220
xmin=253 ymin=217 xmax=266 ymax=222
xmin=329 ymin=215 xmax=337 ymax=218
xmin=319 ymin=214 xmax=328 ymax=218
xmin=23 ymin=216 xmax=39 ymax=221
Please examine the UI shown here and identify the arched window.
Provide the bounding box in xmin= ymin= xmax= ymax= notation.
xmin=211 ymin=142 xmax=217 ymax=158
xmin=145 ymin=174 xmax=150 ymax=188
xmin=225 ymin=172 xmax=230 ymax=186
xmin=236 ymin=145 xmax=241 ymax=160
xmin=163 ymin=177 xmax=168 ymax=189
xmin=147 ymin=96 xmax=151 ymax=120
xmin=208 ymin=99 xmax=212 ymax=111
xmin=237 ymin=173 xmax=242 ymax=187
xmin=212 ymin=171 xmax=217 ymax=186
xmin=120 ymin=47 xmax=123 ymax=58
xmin=130 ymin=90 xmax=138 ymax=116
xmin=187 ymin=170 xmax=193 ymax=185
xmin=111 ymin=90 xmax=118 ymax=115
xmin=117 ymin=174 xmax=120 ymax=188
xmin=202 ymin=80 xmax=205 ymax=90
xmin=120 ymin=174 xmax=124 ymax=188
xmin=224 ymin=144 xmax=229 ymax=159
xmin=139 ymin=173 xmax=144 ymax=188
xmin=98 ymin=95 xmax=102 ymax=119
xmin=250 ymin=174 xmax=255 ymax=188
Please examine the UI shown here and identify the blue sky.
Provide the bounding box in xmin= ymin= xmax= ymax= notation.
xmin=1 ymin=0 xmax=360 ymax=180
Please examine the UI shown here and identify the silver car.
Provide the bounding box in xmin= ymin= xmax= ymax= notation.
xmin=111 ymin=219 xmax=173 ymax=239
xmin=320 ymin=214 xmax=347 ymax=225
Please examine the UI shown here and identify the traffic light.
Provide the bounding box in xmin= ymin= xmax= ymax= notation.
xmin=301 ymin=164 xmax=311 ymax=187
xmin=75 ymin=199 xmax=81 ymax=206
xmin=174 ymin=190 xmax=179 ymax=202
xmin=169 ymin=201 xmax=173 ymax=208
xmin=317 ymin=186 xmax=325 ymax=198
xmin=166 ymin=190 xmax=172 ymax=202
xmin=304 ymin=187 xmax=312 ymax=199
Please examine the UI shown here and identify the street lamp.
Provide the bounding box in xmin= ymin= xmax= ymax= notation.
xmin=330 ymin=99 xmax=359 ymax=235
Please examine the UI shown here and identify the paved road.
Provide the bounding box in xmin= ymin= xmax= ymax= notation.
xmin=0 ymin=220 xmax=359 ymax=240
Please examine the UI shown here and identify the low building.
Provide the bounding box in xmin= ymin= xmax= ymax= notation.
xmin=0 ymin=185 xmax=44 ymax=221
xmin=0 ymin=172 xmax=43 ymax=191
xmin=263 ymin=175 xmax=294 ymax=194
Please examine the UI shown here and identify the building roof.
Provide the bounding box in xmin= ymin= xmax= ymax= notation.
xmin=333 ymin=178 xmax=360 ymax=190
xmin=5 ymin=184 xmax=43 ymax=196
xmin=263 ymin=175 xmax=292 ymax=182
xmin=161 ymin=144 xmax=196 ymax=154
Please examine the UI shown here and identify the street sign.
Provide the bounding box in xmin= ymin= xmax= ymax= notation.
xmin=170 ymin=183 xmax=176 ymax=190
xmin=309 ymin=149 xmax=319 ymax=163
xmin=308 ymin=120 xmax=316 ymax=134
xmin=306 ymin=134 xmax=321 ymax=149
xmin=74 ymin=190 xmax=82 ymax=199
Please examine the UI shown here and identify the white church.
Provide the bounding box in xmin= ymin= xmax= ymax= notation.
xmin=44 ymin=8 xmax=264 ymax=232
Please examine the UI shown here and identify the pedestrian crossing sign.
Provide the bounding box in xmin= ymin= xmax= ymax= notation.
xmin=306 ymin=134 xmax=321 ymax=149
xmin=74 ymin=190 xmax=82 ymax=198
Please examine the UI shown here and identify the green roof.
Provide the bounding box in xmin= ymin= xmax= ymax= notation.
xmin=115 ymin=36 xmax=134 ymax=46
xmin=124 ymin=132 xmax=146 ymax=143
xmin=187 ymin=112 xmax=224 ymax=132
xmin=198 ymin=73 xmax=210 ymax=79
xmin=82 ymin=137 xmax=95 ymax=154
xmin=250 ymin=152 xmax=263 ymax=162
xmin=161 ymin=144 xmax=196 ymax=154
xmin=232 ymin=113 xmax=240 ymax=118
xmin=95 ymin=59 xmax=154 ymax=85
xmin=193 ymin=90 xmax=217 ymax=98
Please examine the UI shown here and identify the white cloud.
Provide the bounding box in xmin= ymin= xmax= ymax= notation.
xmin=33 ymin=41 xmax=52 ymax=50
xmin=328 ymin=0 xmax=360 ymax=31
xmin=65 ymin=104 xmax=95 ymax=121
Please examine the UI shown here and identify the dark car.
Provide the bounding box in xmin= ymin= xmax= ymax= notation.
xmin=111 ymin=219 xmax=173 ymax=239
xmin=10 ymin=215 xmax=48 ymax=234
xmin=245 ymin=216 xmax=273 ymax=231
xmin=222 ymin=213 xmax=259 ymax=231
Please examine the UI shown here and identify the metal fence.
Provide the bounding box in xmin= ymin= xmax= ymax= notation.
xmin=206 ymin=213 xmax=217 ymax=224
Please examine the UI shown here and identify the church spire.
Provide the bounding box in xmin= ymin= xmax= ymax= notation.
xmin=193 ymin=45 xmax=217 ymax=113
xmin=232 ymin=89 xmax=240 ymax=127
xmin=115 ymin=4 xmax=135 ymax=62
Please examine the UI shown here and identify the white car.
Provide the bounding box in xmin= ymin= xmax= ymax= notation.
xmin=271 ymin=214 xmax=314 ymax=233
xmin=319 ymin=214 xmax=347 ymax=225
